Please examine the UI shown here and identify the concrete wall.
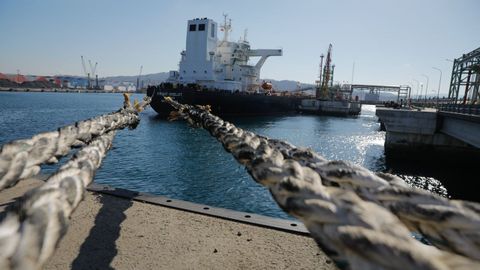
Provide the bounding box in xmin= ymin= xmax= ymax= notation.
xmin=441 ymin=113 xmax=480 ymax=148
xmin=376 ymin=108 xmax=438 ymax=135
xmin=376 ymin=107 xmax=479 ymax=162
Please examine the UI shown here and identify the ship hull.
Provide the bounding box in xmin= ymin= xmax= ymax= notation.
xmin=147 ymin=87 xmax=303 ymax=117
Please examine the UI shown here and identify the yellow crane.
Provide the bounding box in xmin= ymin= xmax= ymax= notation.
xmin=320 ymin=44 xmax=332 ymax=99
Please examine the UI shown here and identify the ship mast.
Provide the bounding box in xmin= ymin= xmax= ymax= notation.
xmin=221 ymin=13 xmax=232 ymax=42
xmin=243 ymin=28 xmax=248 ymax=42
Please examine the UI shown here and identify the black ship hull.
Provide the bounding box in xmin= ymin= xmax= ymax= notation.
xmin=146 ymin=86 xmax=303 ymax=117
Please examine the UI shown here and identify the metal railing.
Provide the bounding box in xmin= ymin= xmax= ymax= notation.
xmin=439 ymin=103 xmax=480 ymax=115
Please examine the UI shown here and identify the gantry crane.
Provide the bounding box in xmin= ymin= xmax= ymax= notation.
xmin=81 ymin=56 xmax=90 ymax=88
xmin=81 ymin=56 xmax=99 ymax=89
xmin=88 ymin=60 xmax=98 ymax=89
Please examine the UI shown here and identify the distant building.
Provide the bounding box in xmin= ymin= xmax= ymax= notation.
xmin=105 ymin=81 xmax=136 ymax=92
xmin=56 ymin=76 xmax=89 ymax=89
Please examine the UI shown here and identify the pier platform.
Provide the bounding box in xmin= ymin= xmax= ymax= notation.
xmin=0 ymin=179 xmax=335 ymax=269
xmin=376 ymin=107 xmax=480 ymax=163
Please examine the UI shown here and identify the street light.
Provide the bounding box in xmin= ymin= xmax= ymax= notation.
xmin=412 ymin=79 xmax=420 ymax=100
xmin=432 ymin=67 xmax=442 ymax=107
xmin=407 ymin=81 xmax=414 ymax=90
xmin=420 ymin=83 xmax=424 ymax=105
xmin=421 ymin=74 xmax=429 ymax=105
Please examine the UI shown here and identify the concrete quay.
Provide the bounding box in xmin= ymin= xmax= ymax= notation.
xmin=376 ymin=107 xmax=480 ymax=163
xmin=0 ymin=179 xmax=335 ymax=270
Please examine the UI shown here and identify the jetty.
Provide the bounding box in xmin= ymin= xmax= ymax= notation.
xmin=1 ymin=91 xmax=480 ymax=269
xmin=376 ymin=46 xmax=480 ymax=163
xmin=0 ymin=178 xmax=333 ymax=269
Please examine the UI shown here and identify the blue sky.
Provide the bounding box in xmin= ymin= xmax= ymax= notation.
xmin=1 ymin=0 xmax=479 ymax=95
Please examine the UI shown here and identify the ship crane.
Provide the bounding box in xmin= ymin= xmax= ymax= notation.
xmin=248 ymin=49 xmax=282 ymax=73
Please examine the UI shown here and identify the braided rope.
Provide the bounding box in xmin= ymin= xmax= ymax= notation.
xmin=0 ymin=131 xmax=115 ymax=270
xmin=0 ymin=95 xmax=151 ymax=191
xmin=163 ymin=96 xmax=480 ymax=269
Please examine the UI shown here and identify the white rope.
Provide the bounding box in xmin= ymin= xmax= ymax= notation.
xmin=0 ymin=131 xmax=115 ymax=270
xmin=0 ymin=95 xmax=151 ymax=191
xmin=163 ymin=96 xmax=480 ymax=269
xmin=0 ymin=94 xmax=151 ymax=270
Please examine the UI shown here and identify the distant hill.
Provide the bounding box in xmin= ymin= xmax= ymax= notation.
xmin=102 ymin=72 xmax=313 ymax=91
xmin=264 ymin=79 xmax=314 ymax=91
xmin=102 ymin=72 xmax=169 ymax=86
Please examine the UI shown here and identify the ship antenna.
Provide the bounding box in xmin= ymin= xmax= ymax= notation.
xmin=243 ymin=28 xmax=248 ymax=42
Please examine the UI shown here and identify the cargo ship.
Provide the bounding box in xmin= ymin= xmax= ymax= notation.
xmin=147 ymin=15 xmax=303 ymax=116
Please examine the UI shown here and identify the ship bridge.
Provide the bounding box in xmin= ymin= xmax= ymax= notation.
xmin=170 ymin=15 xmax=282 ymax=92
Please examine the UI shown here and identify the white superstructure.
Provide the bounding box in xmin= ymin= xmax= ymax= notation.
xmin=167 ymin=15 xmax=282 ymax=92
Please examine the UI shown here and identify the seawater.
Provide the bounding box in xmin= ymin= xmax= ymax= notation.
xmin=0 ymin=92 xmax=472 ymax=219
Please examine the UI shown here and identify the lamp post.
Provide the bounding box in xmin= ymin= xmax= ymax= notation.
xmin=406 ymin=82 xmax=414 ymax=106
xmin=421 ymin=74 xmax=429 ymax=105
xmin=420 ymin=83 xmax=424 ymax=106
xmin=432 ymin=67 xmax=442 ymax=107
xmin=445 ymin=59 xmax=455 ymax=102
xmin=412 ymin=79 xmax=420 ymax=101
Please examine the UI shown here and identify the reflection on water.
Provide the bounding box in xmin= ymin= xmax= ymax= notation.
xmin=228 ymin=105 xmax=386 ymax=172
xmin=2 ymin=93 xmax=472 ymax=220
xmin=396 ymin=175 xmax=449 ymax=198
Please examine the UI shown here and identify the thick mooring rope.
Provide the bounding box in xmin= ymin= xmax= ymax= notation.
xmin=163 ymin=96 xmax=480 ymax=270
xmin=0 ymin=94 xmax=150 ymax=270
xmin=0 ymin=95 xmax=151 ymax=191
xmin=0 ymin=131 xmax=115 ymax=270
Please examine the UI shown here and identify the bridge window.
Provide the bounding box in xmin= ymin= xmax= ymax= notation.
xmin=211 ymin=24 xmax=215 ymax=37
xmin=199 ymin=24 xmax=205 ymax=31
xmin=189 ymin=24 xmax=196 ymax=31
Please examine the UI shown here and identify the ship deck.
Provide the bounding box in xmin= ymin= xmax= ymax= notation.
xmin=0 ymin=179 xmax=335 ymax=269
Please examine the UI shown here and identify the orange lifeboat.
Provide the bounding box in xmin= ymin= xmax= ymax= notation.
xmin=261 ymin=81 xmax=273 ymax=90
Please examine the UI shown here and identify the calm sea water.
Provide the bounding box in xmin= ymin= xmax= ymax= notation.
xmin=0 ymin=92 xmax=473 ymax=219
